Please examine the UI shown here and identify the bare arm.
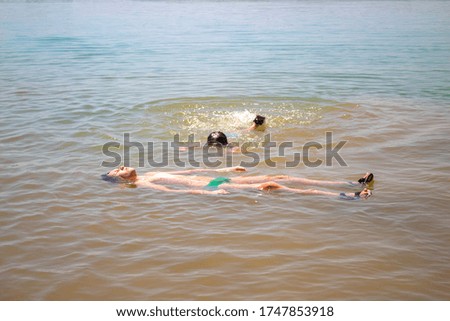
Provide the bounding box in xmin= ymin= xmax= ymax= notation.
xmin=244 ymin=124 xmax=256 ymax=132
xmin=167 ymin=166 xmax=246 ymax=175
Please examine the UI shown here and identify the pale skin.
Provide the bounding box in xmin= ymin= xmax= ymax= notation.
xmin=106 ymin=166 xmax=372 ymax=199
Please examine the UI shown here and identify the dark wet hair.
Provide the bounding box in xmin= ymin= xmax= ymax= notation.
xmin=101 ymin=173 xmax=136 ymax=188
xmin=101 ymin=173 xmax=121 ymax=183
xmin=207 ymin=131 xmax=228 ymax=146
xmin=253 ymin=115 xmax=266 ymax=126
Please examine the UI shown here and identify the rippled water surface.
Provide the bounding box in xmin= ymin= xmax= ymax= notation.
xmin=1 ymin=1 xmax=449 ymax=300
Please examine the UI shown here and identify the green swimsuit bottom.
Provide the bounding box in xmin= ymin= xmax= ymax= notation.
xmin=205 ymin=177 xmax=231 ymax=190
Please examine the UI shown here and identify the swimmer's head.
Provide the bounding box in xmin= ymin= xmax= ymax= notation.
xmin=253 ymin=115 xmax=266 ymax=126
xmin=207 ymin=131 xmax=228 ymax=147
xmin=103 ymin=166 xmax=137 ymax=182
xmin=251 ymin=115 xmax=267 ymax=131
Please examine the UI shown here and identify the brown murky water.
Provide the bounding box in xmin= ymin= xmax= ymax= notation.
xmin=2 ymin=97 xmax=449 ymax=300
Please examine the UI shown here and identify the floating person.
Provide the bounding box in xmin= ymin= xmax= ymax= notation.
xmin=247 ymin=115 xmax=267 ymax=132
xmin=102 ymin=166 xmax=373 ymax=200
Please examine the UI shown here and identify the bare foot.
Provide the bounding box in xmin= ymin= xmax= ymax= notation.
xmin=340 ymin=188 xmax=372 ymax=200
xmin=356 ymin=188 xmax=372 ymax=199
xmin=358 ymin=173 xmax=374 ymax=186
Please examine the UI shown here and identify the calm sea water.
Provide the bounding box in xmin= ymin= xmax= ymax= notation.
xmin=1 ymin=1 xmax=449 ymax=300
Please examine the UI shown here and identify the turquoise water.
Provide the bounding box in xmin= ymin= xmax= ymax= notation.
xmin=1 ymin=1 xmax=449 ymax=300
xmin=1 ymin=1 xmax=449 ymax=103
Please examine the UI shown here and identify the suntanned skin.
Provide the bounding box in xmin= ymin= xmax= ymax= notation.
xmin=246 ymin=122 xmax=267 ymax=132
xmin=106 ymin=166 xmax=372 ymax=199
xmin=246 ymin=115 xmax=267 ymax=132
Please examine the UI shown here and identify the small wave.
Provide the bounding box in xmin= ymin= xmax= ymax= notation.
xmin=136 ymin=97 xmax=358 ymax=141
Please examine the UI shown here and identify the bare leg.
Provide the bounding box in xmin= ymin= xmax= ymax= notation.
xmin=257 ymin=182 xmax=372 ymax=199
xmin=276 ymin=176 xmax=356 ymax=187
xmin=232 ymin=173 xmax=372 ymax=187
xmin=163 ymin=174 xmax=357 ymax=187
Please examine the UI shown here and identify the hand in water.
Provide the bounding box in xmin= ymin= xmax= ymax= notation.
xmin=217 ymin=166 xmax=246 ymax=172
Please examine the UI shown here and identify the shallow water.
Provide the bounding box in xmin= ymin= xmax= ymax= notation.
xmin=0 ymin=1 xmax=449 ymax=300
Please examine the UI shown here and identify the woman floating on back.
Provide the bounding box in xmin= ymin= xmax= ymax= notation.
xmin=102 ymin=165 xmax=373 ymax=200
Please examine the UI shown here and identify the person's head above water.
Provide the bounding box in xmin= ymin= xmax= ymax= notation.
xmin=207 ymin=131 xmax=228 ymax=146
xmin=253 ymin=115 xmax=266 ymax=126
xmin=249 ymin=115 xmax=267 ymax=132
xmin=103 ymin=166 xmax=138 ymax=182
